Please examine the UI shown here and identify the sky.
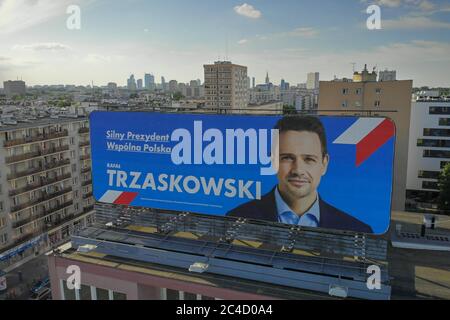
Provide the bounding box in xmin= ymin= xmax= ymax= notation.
xmin=0 ymin=0 xmax=450 ymax=87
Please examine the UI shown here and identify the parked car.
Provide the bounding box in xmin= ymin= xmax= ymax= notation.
xmin=30 ymin=277 xmax=50 ymax=294
xmin=29 ymin=287 xmax=51 ymax=300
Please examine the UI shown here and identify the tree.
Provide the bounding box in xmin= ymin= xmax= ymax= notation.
xmin=283 ymin=104 xmax=296 ymax=115
xmin=172 ymin=91 xmax=184 ymax=101
xmin=438 ymin=163 xmax=450 ymax=212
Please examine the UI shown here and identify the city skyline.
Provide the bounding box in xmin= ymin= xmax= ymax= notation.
xmin=0 ymin=0 xmax=450 ymax=87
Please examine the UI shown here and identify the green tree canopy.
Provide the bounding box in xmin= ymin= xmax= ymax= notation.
xmin=438 ymin=163 xmax=450 ymax=211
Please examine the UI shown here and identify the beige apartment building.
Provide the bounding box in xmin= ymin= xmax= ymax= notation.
xmin=318 ymin=65 xmax=413 ymax=211
xmin=0 ymin=117 xmax=95 ymax=271
xmin=204 ymin=61 xmax=249 ymax=111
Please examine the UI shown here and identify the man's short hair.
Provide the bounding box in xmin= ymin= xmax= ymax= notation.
xmin=275 ymin=116 xmax=328 ymax=157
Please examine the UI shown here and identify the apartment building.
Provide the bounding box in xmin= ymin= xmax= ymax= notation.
xmin=406 ymin=96 xmax=450 ymax=205
xmin=318 ymin=65 xmax=413 ymax=211
xmin=0 ymin=117 xmax=95 ymax=271
xmin=204 ymin=61 xmax=249 ymax=111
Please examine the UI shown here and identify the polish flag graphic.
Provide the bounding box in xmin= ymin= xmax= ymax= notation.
xmin=98 ymin=190 xmax=139 ymax=205
xmin=333 ymin=118 xmax=395 ymax=167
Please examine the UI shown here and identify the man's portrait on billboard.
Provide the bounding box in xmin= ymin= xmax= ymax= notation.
xmin=227 ymin=116 xmax=373 ymax=233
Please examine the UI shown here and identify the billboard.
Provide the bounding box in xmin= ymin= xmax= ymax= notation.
xmin=90 ymin=112 xmax=395 ymax=235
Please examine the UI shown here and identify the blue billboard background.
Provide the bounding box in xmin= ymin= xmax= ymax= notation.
xmin=90 ymin=112 xmax=395 ymax=235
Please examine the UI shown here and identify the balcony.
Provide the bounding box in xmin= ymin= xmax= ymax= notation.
xmin=10 ymin=186 xmax=73 ymax=213
xmin=81 ymin=167 xmax=91 ymax=174
xmin=79 ymin=141 xmax=90 ymax=147
xmin=12 ymin=200 xmax=74 ymax=229
xmin=79 ymin=127 xmax=90 ymax=134
xmin=3 ymin=130 xmax=69 ymax=148
xmin=9 ymin=173 xmax=72 ymax=197
xmin=5 ymin=145 xmax=70 ymax=164
xmin=80 ymin=154 xmax=91 ymax=161
xmin=81 ymin=179 xmax=92 ymax=187
xmin=7 ymin=159 xmax=71 ymax=180
xmin=82 ymin=192 xmax=93 ymax=199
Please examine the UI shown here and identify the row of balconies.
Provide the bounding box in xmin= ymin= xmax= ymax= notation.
xmin=5 ymin=145 xmax=70 ymax=164
xmin=82 ymin=192 xmax=93 ymax=200
xmin=79 ymin=127 xmax=90 ymax=134
xmin=0 ymin=202 xmax=94 ymax=252
xmin=7 ymin=159 xmax=71 ymax=180
xmin=81 ymin=166 xmax=91 ymax=174
xmin=12 ymin=200 xmax=74 ymax=229
xmin=9 ymin=173 xmax=72 ymax=197
xmin=3 ymin=130 xmax=69 ymax=148
xmin=10 ymin=187 xmax=73 ymax=213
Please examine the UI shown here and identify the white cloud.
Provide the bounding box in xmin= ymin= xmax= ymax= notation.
xmin=238 ymin=39 xmax=248 ymax=45
xmin=13 ymin=42 xmax=71 ymax=51
xmin=383 ymin=16 xmax=450 ymax=29
xmin=234 ymin=3 xmax=262 ymax=19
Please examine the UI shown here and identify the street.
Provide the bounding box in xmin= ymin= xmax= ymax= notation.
xmin=0 ymin=254 xmax=50 ymax=300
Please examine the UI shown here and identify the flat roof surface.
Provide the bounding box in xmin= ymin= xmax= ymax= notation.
xmin=388 ymin=211 xmax=450 ymax=300
xmin=59 ymin=248 xmax=334 ymax=300
xmin=0 ymin=116 xmax=88 ymax=132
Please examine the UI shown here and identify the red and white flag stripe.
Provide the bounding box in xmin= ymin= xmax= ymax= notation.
xmin=99 ymin=190 xmax=138 ymax=205
xmin=333 ymin=118 xmax=395 ymax=167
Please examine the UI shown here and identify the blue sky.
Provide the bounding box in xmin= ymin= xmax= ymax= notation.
xmin=0 ymin=0 xmax=449 ymax=87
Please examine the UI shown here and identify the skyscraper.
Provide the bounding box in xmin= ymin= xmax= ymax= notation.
xmin=127 ymin=74 xmax=137 ymax=91
xmin=307 ymin=72 xmax=320 ymax=90
xmin=144 ymin=73 xmax=155 ymax=89
xmin=137 ymin=79 xmax=143 ymax=90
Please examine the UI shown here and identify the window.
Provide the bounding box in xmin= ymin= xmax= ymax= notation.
xmin=418 ymin=171 xmax=440 ymax=179
xmin=374 ymin=101 xmax=381 ymax=107
xmin=62 ymin=280 xmax=76 ymax=300
xmin=422 ymin=181 xmax=439 ymax=190
xmin=0 ymin=233 xmax=7 ymax=244
xmin=166 ymin=289 xmax=180 ymax=300
xmin=423 ymin=150 xmax=450 ymax=159
xmin=430 ymin=107 xmax=450 ymax=115
xmin=96 ymin=287 xmax=109 ymax=300
xmin=113 ymin=291 xmax=127 ymax=300
xmin=79 ymin=284 xmax=92 ymax=300
xmin=342 ymin=88 xmax=349 ymax=95
xmin=439 ymin=118 xmax=450 ymax=126
xmin=341 ymin=101 xmax=348 ymax=108
xmin=423 ymin=128 xmax=450 ymax=137
xmin=356 ymin=88 xmax=362 ymax=95
xmin=417 ymin=139 xmax=450 ymax=148
xmin=354 ymin=101 xmax=361 ymax=107
xmin=184 ymin=292 xmax=197 ymax=300
xmin=0 ymin=217 xmax=5 ymax=228
xmin=375 ymin=88 xmax=382 ymax=94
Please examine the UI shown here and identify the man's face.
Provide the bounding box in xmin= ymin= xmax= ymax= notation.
xmin=277 ymin=130 xmax=329 ymax=200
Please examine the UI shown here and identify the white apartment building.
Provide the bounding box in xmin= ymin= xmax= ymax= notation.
xmin=306 ymin=72 xmax=319 ymax=90
xmin=204 ymin=61 xmax=249 ymax=111
xmin=0 ymin=116 xmax=95 ymax=271
xmin=406 ymin=98 xmax=450 ymax=203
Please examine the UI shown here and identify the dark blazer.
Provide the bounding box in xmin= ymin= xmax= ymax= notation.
xmin=227 ymin=189 xmax=373 ymax=233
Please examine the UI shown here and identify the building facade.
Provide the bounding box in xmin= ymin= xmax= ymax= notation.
xmin=204 ymin=61 xmax=249 ymax=111
xmin=318 ymin=66 xmax=413 ymax=211
xmin=0 ymin=117 xmax=95 ymax=271
xmin=3 ymin=81 xmax=26 ymax=97
xmin=307 ymin=73 xmax=320 ymax=90
xmin=406 ymin=98 xmax=450 ymax=204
